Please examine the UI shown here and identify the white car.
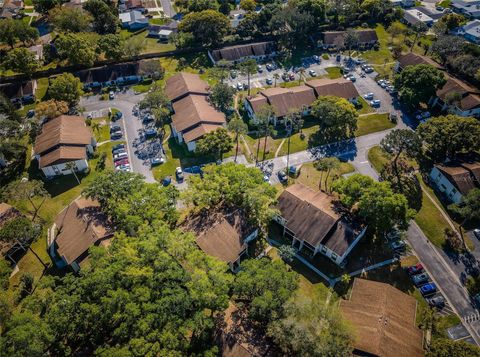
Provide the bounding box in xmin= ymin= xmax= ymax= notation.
xmin=309 ymin=69 xmax=317 ymax=77
xmin=257 ymin=65 xmax=263 ymax=73
xmin=363 ymin=93 xmax=374 ymax=100
xmin=236 ymin=82 xmax=243 ymax=90
xmin=370 ymin=99 xmax=381 ymax=107
xmin=113 ymin=152 xmax=128 ymax=161
xmin=109 ymin=91 xmax=115 ymax=100
xmin=265 ymin=78 xmax=273 ymax=85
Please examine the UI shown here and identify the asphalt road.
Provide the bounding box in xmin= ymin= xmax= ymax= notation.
xmin=80 ymin=92 xmax=156 ymax=183
xmin=160 ymin=0 xmax=176 ymax=18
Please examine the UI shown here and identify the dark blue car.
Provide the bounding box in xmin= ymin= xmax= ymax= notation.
xmin=420 ymin=283 xmax=437 ymax=296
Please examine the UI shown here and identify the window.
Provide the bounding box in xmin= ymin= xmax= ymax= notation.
xmin=331 ymin=253 xmax=338 ymax=261
xmin=321 ymin=246 xmax=327 ymax=254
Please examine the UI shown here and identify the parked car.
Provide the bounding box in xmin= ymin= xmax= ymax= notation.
xmin=309 ymin=69 xmax=317 ymax=77
xmin=363 ymin=93 xmax=374 ymax=100
xmin=348 ymin=75 xmax=356 ymax=82
xmin=313 ymin=55 xmax=320 ymax=63
xmin=428 ymin=296 xmax=445 ymax=308
xmin=257 ymin=65 xmax=263 ymax=73
xmin=236 ymin=82 xmax=243 ymax=90
xmin=243 ymin=83 xmax=249 ymax=90
xmin=407 ymin=263 xmax=424 ymax=276
xmin=113 ymin=152 xmax=128 ymax=161
xmin=162 ymin=176 xmax=172 ymax=186
xmin=109 ymin=91 xmax=115 ymax=100
xmin=142 ymin=115 xmax=154 ymax=124
xmin=474 ymin=229 xmax=480 ymax=240
xmin=175 ymin=166 xmax=184 ymax=182
xmin=370 ymin=99 xmax=381 ymax=107
xmin=282 ymin=72 xmax=290 ymax=82
xmin=278 ymin=170 xmax=288 ymax=183
xmin=112 ymin=148 xmax=126 ymax=155
xmin=364 ymin=66 xmax=374 ymax=73
xmin=336 ymin=54 xmax=341 ymax=62
xmin=110 ymin=125 xmax=122 ymax=133
xmin=289 ymin=73 xmax=295 ymax=80
xmin=435 ymin=6 xmax=444 ymax=11
xmin=266 ymin=63 xmax=273 ymax=71
xmin=230 ymin=70 xmax=237 ymax=78
xmin=111 ymin=131 xmax=123 ymax=140
xmin=420 ymin=283 xmax=437 ymax=296
xmin=150 ymin=157 xmax=164 ymax=166
xmin=116 ymin=164 xmax=131 ymax=171
xmin=112 ymin=111 xmax=123 ymax=121
xmin=27 ymin=110 xmax=35 ymax=118
xmin=144 ymin=128 xmax=157 ymax=138
xmin=112 ymin=143 xmax=125 ymax=152
xmin=266 ymin=78 xmax=273 ymax=85
xmin=114 ymin=158 xmax=129 ymax=167
xmin=412 ymin=272 xmax=429 ymax=286
xmin=390 ymin=240 xmax=406 ymax=250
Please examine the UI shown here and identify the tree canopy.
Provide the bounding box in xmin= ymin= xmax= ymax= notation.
xmin=196 ymin=128 xmax=233 ymax=161
xmin=47 ymin=73 xmax=83 ymax=106
xmin=178 ymin=10 xmax=230 ymax=47
xmin=184 ymin=163 xmax=277 ymax=229
xmin=416 ymin=115 xmax=480 ymax=162
xmin=394 ymin=64 xmax=446 ymax=109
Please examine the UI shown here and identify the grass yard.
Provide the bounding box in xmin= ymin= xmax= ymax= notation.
xmin=357 ymin=97 xmax=375 ymax=115
xmin=367 ymin=145 xmax=390 ymax=172
xmin=119 ymin=29 xmax=176 ymax=54
xmin=17 ymin=78 xmax=49 ymax=117
xmin=355 ymin=113 xmax=395 ymax=137
xmin=324 ymin=66 xmax=342 ymax=79
xmin=362 ymin=24 xmax=394 ymax=66
xmin=294 ymin=162 xmax=355 ymax=192
xmin=91 ymin=116 xmax=111 ymax=143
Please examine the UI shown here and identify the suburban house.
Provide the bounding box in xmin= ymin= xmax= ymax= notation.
xmin=48 ymin=197 xmax=113 ymax=272
xmin=451 ymin=0 xmax=480 ymax=18
xmin=0 ymin=80 xmax=37 ymax=107
xmin=432 ymin=75 xmax=480 ymax=117
xmin=274 ymin=184 xmax=366 ymax=266
xmin=208 ymin=41 xmax=277 ymax=65
xmin=165 ymin=72 xmax=226 ymax=151
xmin=340 ymin=278 xmax=424 ymax=357
xmin=76 ymin=62 xmax=144 ymax=91
xmin=429 ymin=157 xmax=480 ymax=204
xmin=458 ymin=19 xmax=480 ymax=43
xmin=147 ymin=20 xmax=178 ymax=42
xmin=244 ymin=78 xmax=359 ymax=125
xmin=123 ymin=0 xmax=143 ymax=10
xmin=395 ymin=52 xmax=443 ymax=72
xmin=403 ymin=9 xmax=435 ymax=26
xmin=390 ymin=0 xmax=415 ymax=7
xmin=229 ymin=9 xmax=246 ymax=28
xmin=314 ymin=29 xmax=378 ymax=50
xmin=182 ymin=210 xmax=259 ymax=272
xmin=0 ymin=0 xmax=23 ymax=19
xmin=34 ymin=115 xmax=96 ymax=178
xmin=119 ymin=10 xmax=149 ymax=30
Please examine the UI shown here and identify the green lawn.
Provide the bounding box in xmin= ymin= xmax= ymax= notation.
xmin=324 ymin=66 xmax=342 ymax=79
xmin=149 ymin=18 xmax=168 ymax=25
xmin=91 ymin=117 xmax=111 ymax=143
xmin=295 ymin=162 xmax=355 ymax=191
xmin=367 ymin=145 xmax=390 ymax=172
xmin=17 ymin=78 xmax=49 ymax=117
xmin=357 ymin=97 xmax=374 ymax=115
xmin=356 ymin=113 xmax=395 ymax=137
xmin=119 ymin=29 xmax=176 ymax=54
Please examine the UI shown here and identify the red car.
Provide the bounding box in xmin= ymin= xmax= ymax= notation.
xmin=407 ymin=263 xmax=423 ymax=276
xmin=114 ymin=158 xmax=129 ymax=167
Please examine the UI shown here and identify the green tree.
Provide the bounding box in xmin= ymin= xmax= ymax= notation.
xmin=315 ymin=157 xmax=340 ymax=192
xmin=187 ymin=0 xmax=218 ymax=12
xmin=123 ymin=35 xmax=146 ymax=57
xmin=48 ymin=73 xmax=83 ymax=106
xmin=0 ymin=261 xmax=11 ymax=290
xmin=268 ymin=293 xmax=353 ymax=356
xmin=427 ymin=338 xmax=480 ymax=357
xmin=34 ymin=99 xmax=69 ymax=120
xmin=2 ymin=180 xmax=49 ymax=222
xmin=449 ymin=188 xmax=480 ymax=223
xmin=430 ymin=35 xmax=465 ymax=66
xmin=394 ymin=64 xmax=446 ymax=109
xmin=184 ymin=162 xmax=277 ymax=229
xmin=439 ymin=13 xmax=466 ymax=31
xmin=233 ymin=258 xmax=298 ymax=323
xmin=311 ymin=96 xmax=358 ymax=142
xmin=237 ymin=12 xmax=261 ymax=38
xmin=97 ymin=34 xmax=124 ymax=60
xmin=0 ymin=19 xmax=39 ymax=48
xmin=83 ymin=0 xmax=119 ymax=34
xmin=227 ymin=116 xmax=248 ymax=162
xmin=333 ymin=174 xmax=415 ymax=236
xmin=387 ymin=21 xmax=404 ymax=43
xmin=49 ymin=6 xmax=93 ymax=32
xmin=344 ymin=28 xmax=359 ymax=56
xmin=278 ymin=244 xmax=296 ymax=263
xmin=33 ymin=0 xmax=60 ymax=13
xmin=209 ymin=82 xmax=235 ymax=113
xmin=417 ymin=115 xmax=480 ymax=162
xmin=0 ymin=311 xmax=53 ymax=357
xmin=291 ymin=0 xmax=326 ymax=23
xmin=196 ymin=128 xmax=233 ymax=161
xmin=178 ymin=10 xmax=230 ymax=47
xmin=240 ymin=0 xmax=256 ymax=12
xmin=252 ymin=104 xmax=274 ymax=164
xmin=2 ymin=48 xmax=40 ymax=77
xmin=239 ymin=58 xmax=258 ymax=96
xmin=55 ymin=32 xmax=98 ymax=67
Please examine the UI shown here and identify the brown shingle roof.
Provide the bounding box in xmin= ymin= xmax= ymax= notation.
xmin=397 ymin=52 xmax=442 ymax=70
xmin=306 ymin=78 xmax=359 ymax=99
xmin=322 ymin=29 xmax=378 ymax=45
xmin=39 ymin=146 xmax=87 ymax=168
xmin=249 ymin=86 xmax=316 ymax=118
xmin=0 ymin=203 xmax=21 ymax=228
xmin=53 ymin=197 xmax=113 ymax=265
xmin=460 ymin=94 xmax=480 ymax=111
xmin=211 ymin=42 xmax=276 ymax=62
xmin=436 ymin=164 xmax=477 ymax=195
xmin=34 ymin=115 xmax=92 ymax=156
xmin=182 ymin=210 xmax=253 ymax=264
xmin=436 ymin=75 xmax=480 ymax=111
xmin=277 ymin=184 xmax=361 ymax=256
xmin=182 ymin=123 xmax=224 ymax=143
xmin=172 ymin=94 xmax=225 ymax=133
xmin=165 ymin=72 xmax=209 ymax=102
xmin=340 ymin=278 xmax=424 ymax=357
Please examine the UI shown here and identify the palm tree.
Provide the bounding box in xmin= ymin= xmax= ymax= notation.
xmin=285 ymin=109 xmax=302 ymax=176
xmin=239 ymin=59 xmax=257 ymax=96
xmin=273 ymin=73 xmax=280 ymax=87
xmin=91 ymin=122 xmax=100 ymax=136
xmin=228 ymin=116 xmax=248 ymax=163
xmin=254 ymin=105 xmax=273 ymax=164
xmin=65 ymin=162 xmax=80 ymax=185
xmin=314 ymin=157 xmax=340 ymax=192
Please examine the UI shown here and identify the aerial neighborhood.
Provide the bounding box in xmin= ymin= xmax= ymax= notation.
xmin=2 ymin=0 xmax=480 ymax=355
